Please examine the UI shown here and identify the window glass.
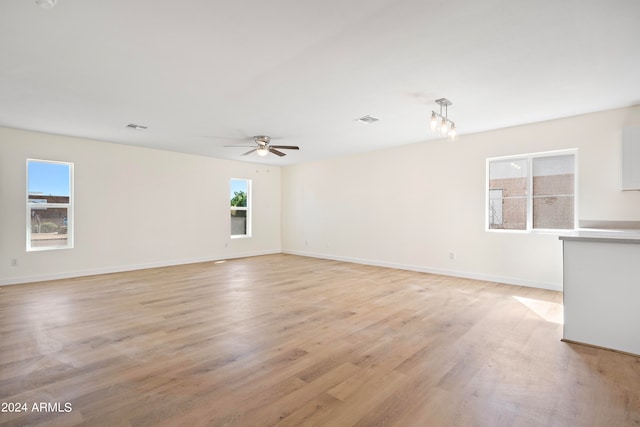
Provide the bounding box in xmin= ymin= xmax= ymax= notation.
xmin=230 ymin=178 xmax=250 ymax=237
xmin=487 ymin=151 xmax=576 ymax=231
xmin=532 ymin=155 xmax=575 ymax=229
xmin=488 ymin=158 xmax=528 ymax=230
xmin=27 ymin=159 xmax=73 ymax=250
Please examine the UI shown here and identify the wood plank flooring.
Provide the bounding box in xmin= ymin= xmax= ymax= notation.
xmin=1 ymin=254 xmax=639 ymax=426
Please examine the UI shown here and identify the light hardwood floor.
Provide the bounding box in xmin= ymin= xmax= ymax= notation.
xmin=1 ymin=254 xmax=639 ymax=426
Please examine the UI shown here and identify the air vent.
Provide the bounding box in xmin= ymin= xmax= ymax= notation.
xmin=355 ymin=115 xmax=380 ymax=124
xmin=126 ymin=124 xmax=148 ymax=130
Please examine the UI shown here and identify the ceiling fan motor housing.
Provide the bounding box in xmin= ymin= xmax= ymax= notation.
xmin=254 ymin=135 xmax=270 ymax=146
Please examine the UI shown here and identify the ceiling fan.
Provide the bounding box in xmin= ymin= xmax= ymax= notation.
xmin=225 ymin=135 xmax=299 ymax=157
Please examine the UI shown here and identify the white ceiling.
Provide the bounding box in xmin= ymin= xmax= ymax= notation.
xmin=1 ymin=0 xmax=639 ymax=165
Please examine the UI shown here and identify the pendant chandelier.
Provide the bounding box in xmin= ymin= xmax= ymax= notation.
xmin=430 ymin=98 xmax=457 ymax=141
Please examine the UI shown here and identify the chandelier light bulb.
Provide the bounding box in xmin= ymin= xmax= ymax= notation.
xmin=449 ymin=124 xmax=457 ymax=140
xmin=440 ymin=118 xmax=449 ymax=135
xmin=430 ymin=112 xmax=438 ymax=131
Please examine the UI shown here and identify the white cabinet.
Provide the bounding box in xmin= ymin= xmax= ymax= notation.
xmin=621 ymin=126 xmax=640 ymax=190
xmin=561 ymin=233 xmax=640 ymax=356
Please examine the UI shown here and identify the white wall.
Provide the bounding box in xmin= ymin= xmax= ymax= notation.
xmin=281 ymin=105 xmax=640 ymax=291
xmin=3 ymin=106 xmax=639 ymax=289
xmin=0 ymin=127 xmax=282 ymax=285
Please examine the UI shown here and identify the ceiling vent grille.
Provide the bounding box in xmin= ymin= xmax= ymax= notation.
xmin=355 ymin=115 xmax=380 ymax=124
xmin=126 ymin=123 xmax=148 ymax=130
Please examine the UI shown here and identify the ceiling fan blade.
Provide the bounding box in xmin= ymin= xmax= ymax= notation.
xmin=225 ymin=145 xmax=256 ymax=148
xmin=269 ymin=148 xmax=286 ymax=157
xmin=270 ymin=145 xmax=299 ymax=150
xmin=241 ymin=149 xmax=257 ymax=156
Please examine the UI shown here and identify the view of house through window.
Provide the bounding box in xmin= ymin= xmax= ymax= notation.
xmin=488 ymin=158 xmax=528 ymax=230
xmin=487 ymin=150 xmax=576 ymax=231
xmin=27 ymin=159 xmax=73 ymax=250
xmin=230 ymin=178 xmax=251 ymax=237
xmin=532 ymin=154 xmax=575 ymax=229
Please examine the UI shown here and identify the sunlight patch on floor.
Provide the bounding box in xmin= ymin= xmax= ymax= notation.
xmin=513 ymin=296 xmax=564 ymax=324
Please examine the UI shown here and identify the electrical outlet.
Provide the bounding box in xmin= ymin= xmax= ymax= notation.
xmin=449 ymin=252 xmax=456 ymax=260
xmin=10 ymin=258 xmax=18 ymax=267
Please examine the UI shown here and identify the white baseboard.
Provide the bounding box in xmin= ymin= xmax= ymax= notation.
xmin=0 ymin=249 xmax=280 ymax=287
xmin=283 ymin=249 xmax=562 ymax=292
xmin=2 ymin=249 xmax=562 ymax=292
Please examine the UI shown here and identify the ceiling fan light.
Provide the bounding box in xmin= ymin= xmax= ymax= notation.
xmin=256 ymin=147 xmax=269 ymax=156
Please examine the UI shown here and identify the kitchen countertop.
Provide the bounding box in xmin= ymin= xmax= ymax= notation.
xmin=559 ymin=229 xmax=640 ymax=244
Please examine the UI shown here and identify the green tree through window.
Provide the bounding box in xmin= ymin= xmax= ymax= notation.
xmin=230 ymin=179 xmax=250 ymax=237
xmin=230 ymin=191 xmax=247 ymax=207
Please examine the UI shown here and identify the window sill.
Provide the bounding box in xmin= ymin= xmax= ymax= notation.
xmin=27 ymin=245 xmax=74 ymax=252
xmin=486 ymin=228 xmax=574 ymax=235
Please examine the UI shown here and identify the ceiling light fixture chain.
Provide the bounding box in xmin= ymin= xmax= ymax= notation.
xmin=430 ymin=98 xmax=457 ymax=141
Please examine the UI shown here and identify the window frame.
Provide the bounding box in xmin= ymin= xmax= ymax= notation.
xmin=26 ymin=158 xmax=74 ymax=251
xmin=486 ymin=149 xmax=578 ymax=233
xmin=230 ymin=178 xmax=252 ymax=238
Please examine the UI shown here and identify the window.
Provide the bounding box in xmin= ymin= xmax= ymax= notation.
xmin=27 ymin=159 xmax=73 ymax=250
xmin=487 ymin=150 xmax=576 ymax=231
xmin=230 ymin=178 xmax=251 ymax=237
xmin=488 ymin=158 xmax=528 ymax=230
